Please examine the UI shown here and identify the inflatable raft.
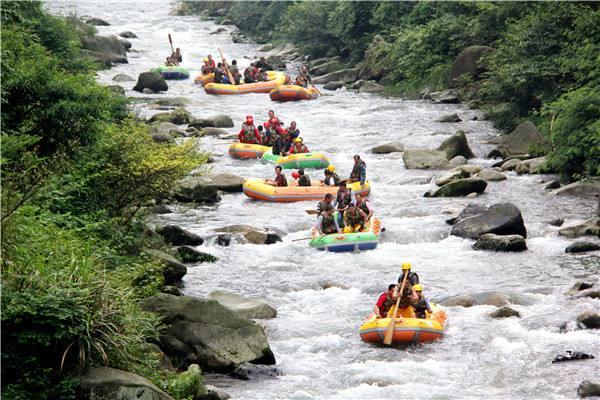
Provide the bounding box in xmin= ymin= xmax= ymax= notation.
xmin=310 ymin=216 xmax=381 ymax=252
xmin=194 ymin=72 xmax=214 ymax=86
xmin=243 ymin=179 xmax=370 ymax=202
xmin=150 ymin=65 xmax=190 ymax=80
xmin=359 ymin=304 xmax=448 ymax=345
xmin=228 ymin=143 xmax=270 ymax=159
xmin=204 ymin=71 xmax=287 ymax=95
xmin=270 ymin=85 xmax=319 ymax=102
xmin=262 ymin=150 xmax=330 ymax=169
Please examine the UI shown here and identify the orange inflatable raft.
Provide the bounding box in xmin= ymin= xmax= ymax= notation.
xmin=270 ymin=85 xmax=319 ymax=102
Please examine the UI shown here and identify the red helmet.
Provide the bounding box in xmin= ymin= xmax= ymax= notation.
xmin=291 ymin=172 xmax=300 ymax=179
xmin=246 ymin=115 xmax=253 ymax=124
xmin=263 ymin=122 xmax=270 ymax=127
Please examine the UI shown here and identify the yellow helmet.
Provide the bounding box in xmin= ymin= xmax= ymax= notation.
xmin=203 ymin=57 xmax=208 ymax=62
xmin=293 ymin=137 xmax=302 ymax=143
xmin=413 ymin=284 xmax=423 ymax=291
xmin=401 ymin=262 xmax=411 ymax=270
xmin=327 ymin=165 xmax=335 ymax=172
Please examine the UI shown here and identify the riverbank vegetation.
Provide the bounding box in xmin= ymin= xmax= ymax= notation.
xmin=180 ymin=1 xmax=599 ymax=180
xmin=1 ymin=2 xmax=203 ymax=398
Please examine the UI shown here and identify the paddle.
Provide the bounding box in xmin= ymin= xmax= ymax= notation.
xmin=218 ymin=48 xmax=236 ymax=85
xmin=383 ymin=270 xmax=409 ymax=345
xmin=310 ymin=82 xmax=323 ymax=96
xmin=168 ymin=33 xmax=174 ymax=53
xmin=305 ymin=209 xmax=318 ymax=215
xmin=292 ymin=237 xmax=313 ymax=242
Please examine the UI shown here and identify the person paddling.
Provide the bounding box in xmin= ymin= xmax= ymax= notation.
xmin=244 ymin=63 xmax=256 ymax=83
xmin=230 ymin=59 xmax=241 ymax=84
xmin=238 ymin=115 xmax=261 ymax=144
xmin=343 ymin=205 xmax=368 ymax=233
xmin=316 ymin=205 xmax=341 ymax=235
xmin=411 ymin=284 xmax=433 ymax=319
xmin=348 ymin=154 xmax=367 ymax=186
xmin=286 ymin=121 xmax=300 ymax=139
xmin=391 ymin=262 xmax=419 ymax=318
xmin=289 ymin=137 xmax=309 ymax=154
xmin=265 ymin=166 xmax=287 ymax=187
xmin=374 ymin=284 xmax=397 ymax=318
xmin=171 ymin=47 xmax=182 ymax=64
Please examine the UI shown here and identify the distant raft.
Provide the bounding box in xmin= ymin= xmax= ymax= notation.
xmin=270 ymin=85 xmax=319 ymax=102
xmin=228 ymin=143 xmax=270 ymax=159
xmin=243 ymin=179 xmax=370 ymax=202
xmin=359 ymin=305 xmax=448 ymax=345
xmin=262 ymin=150 xmax=330 ymax=170
xmin=204 ymin=71 xmax=287 ymax=95
xmin=310 ymin=216 xmax=381 ymax=252
xmin=150 ymin=65 xmax=190 ymax=80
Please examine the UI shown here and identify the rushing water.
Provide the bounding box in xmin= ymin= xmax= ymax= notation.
xmin=49 ymin=2 xmax=599 ymax=399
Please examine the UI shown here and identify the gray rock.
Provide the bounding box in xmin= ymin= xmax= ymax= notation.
xmin=176 ymin=246 xmax=217 ymax=264
xmin=436 ymin=113 xmax=462 ymax=123
xmin=190 ymin=115 xmax=234 ymax=129
xmin=141 ymin=294 xmax=276 ymax=371
xmin=214 ymin=224 xmax=282 ymax=245
xmin=437 ymin=130 xmax=475 ymax=160
xmin=515 ymin=156 xmax=547 ymax=174
xmin=559 ymin=218 xmax=600 ymax=238
xmin=199 ymin=127 xmax=229 ymax=137
xmin=449 ymin=46 xmax=495 ymax=85
xmin=156 ymin=225 xmax=204 ymax=246
xmin=144 ymin=249 xmax=187 ymax=284
xmin=451 ymin=203 xmax=527 ymax=239
xmin=80 ymin=367 xmax=173 ymax=400
xmin=550 ymin=178 xmax=600 ymax=200
xmin=210 ymin=27 xmax=227 ymax=35
xmin=501 ymin=158 xmax=522 ymax=171
xmin=320 ymin=281 xmax=350 ymax=290
xmin=151 ymin=132 xmax=175 ymax=143
xmin=358 ymin=81 xmax=385 ymax=93
xmin=208 ymin=290 xmax=277 ymax=319
xmin=454 ymin=165 xmax=482 ymax=175
xmin=544 ymin=179 xmax=560 ymax=190
xmin=143 ymin=88 xmax=156 ymax=95
xmin=107 ymin=85 xmax=125 ymax=95
xmin=425 ymin=177 xmax=487 ymax=197
xmin=202 ymin=385 xmax=231 ymax=400
xmin=119 ymin=31 xmax=138 ymax=38
xmin=574 ymin=289 xmax=600 ymax=299
xmin=162 ymin=286 xmax=183 ymax=296
xmin=566 ymin=242 xmax=600 ymax=253
xmin=441 ymin=294 xmax=476 ymax=307
xmin=258 ymin=43 xmax=274 ymax=52
xmin=208 ymin=172 xmax=244 ymax=193
xmin=152 ymin=121 xmax=185 ymax=137
xmin=487 ymin=121 xmax=545 ymax=158
xmin=426 ymin=89 xmax=459 ymax=104
xmin=476 ymin=169 xmax=507 ymax=181
xmin=371 ymin=142 xmax=405 ymax=154
xmin=323 ymin=81 xmax=345 ymax=90
xmin=570 ymin=282 xmax=595 ymax=292
xmin=435 ymin=168 xmax=472 ymax=186
xmin=490 ymin=306 xmax=521 ymax=318
xmin=473 ymin=233 xmax=527 ymax=252
xmin=577 ymin=310 xmax=600 ymax=329
xmin=173 ymin=176 xmax=221 ymax=204
xmin=149 ymin=108 xmax=193 ymax=124
xmin=150 ymin=205 xmax=171 ymax=214
xmin=312 ymin=68 xmax=359 ymax=84
xmin=310 ymin=60 xmax=346 ymax=76
xmin=547 ymin=218 xmax=564 ymax=227
xmin=403 ymin=149 xmax=449 ymax=169
xmin=133 ymin=72 xmax=168 ymax=93
xmin=472 ymin=291 xmax=510 ymax=307
xmin=112 ymin=73 xmax=135 ymax=82
xmin=82 ymin=17 xmax=110 ymax=26
xmin=120 ymin=39 xmax=132 ymax=51
xmin=448 ymin=155 xmax=468 ymax=167
xmin=578 ymin=380 xmax=600 ymax=398
xmin=232 ymin=362 xmax=279 ymax=380
xmin=153 ymin=97 xmax=191 ymax=107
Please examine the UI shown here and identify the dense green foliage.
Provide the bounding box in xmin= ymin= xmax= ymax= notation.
xmin=181 ymin=0 xmax=599 ymax=180
xmin=1 ymin=2 xmax=204 ymax=398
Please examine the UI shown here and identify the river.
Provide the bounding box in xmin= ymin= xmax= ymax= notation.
xmin=49 ymin=2 xmax=599 ymax=399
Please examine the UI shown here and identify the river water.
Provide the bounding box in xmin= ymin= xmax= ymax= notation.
xmin=49 ymin=2 xmax=599 ymax=399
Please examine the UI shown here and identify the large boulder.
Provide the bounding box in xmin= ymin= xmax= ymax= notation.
xmin=133 ymin=72 xmax=168 ymax=93
xmin=475 ymin=169 xmax=507 ymax=182
xmin=437 ymin=130 xmax=475 ymax=160
xmin=441 ymin=291 xmax=520 ymax=308
xmin=310 ymin=60 xmax=346 ymax=76
xmin=451 ymin=203 xmax=527 ymax=239
xmin=112 ymin=73 xmax=135 ymax=82
xmin=576 ymin=310 xmax=600 ymax=330
xmin=558 ymin=218 xmax=600 ymax=238
xmin=81 ymin=16 xmax=110 ymax=26
xmin=323 ymin=81 xmax=345 ymax=90
xmin=434 ymin=168 xmax=471 ymax=186
xmin=473 ymin=234 xmax=527 ymax=252
xmin=156 ymin=225 xmax=203 ymax=246
xmin=208 ymin=290 xmax=277 ymax=319
xmin=80 ymin=367 xmax=173 ymax=400
xmin=141 ymin=294 xmax=276 ymax=371
xmin=436 ymin=113 xmax=462 ymax=123
xmin=487 ymin=122 xmax=545 ymax=158
xmin=448 ymin=46 xmax=495 ymax=86
xmin=371 ymin=142 xmax=405 ymax=154
xmin=578 ymin=381 xmax=600 ymax=398
xmin=424 ymin=177 xmax=487 ymax=197
xmin=403 ymin=149 xmax=449 ymax=169
xmin=144 ymin=249 xmax=187 ymax=284
xmin=149 ymin=108 xmax=193 ymax=124
xmin=189 ymin=115 xmax=234 ymax=128
xmin=515 ymin=156 xmax=547 ymax=174
xmin=176 ymin=246 xmax=218 ymax=264
xmin=81 ymin=34 xmax=129 ymax=67
xmin=565 ymin=242 xmax=600 ymax=253
xmin=312 ymin=68 xmax=359 ymax=84
xmin=425 ymin=89 xmax=459 ymax=104
xmin=207 ymin=172 xmax=244 ymax=193
xmin=214 ymin=224 xmax=282 ymax=245
xmin=550 ymin=178 xmax=600 ymax=200
xmin=358 ymin=81 xmax=385 ymax=93
xmin=173 ymin=177 xmax=221 ymax=204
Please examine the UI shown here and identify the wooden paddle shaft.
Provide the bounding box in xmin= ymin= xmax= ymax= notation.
xmin=168 ymin=34 xmax=174 ymax=53
xmin=218 ymin=48 xmax=235 ymax=84
xmin=383 ymin=270 xmax=409 ymax=345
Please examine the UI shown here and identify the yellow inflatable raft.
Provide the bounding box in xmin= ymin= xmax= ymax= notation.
xmin=228 ymin=143 xmax=270 ymax=159
xmin=359 ymin=304 xmax=448 ymax=345
xmin=194 ymin=72 xmax=214 ymax=86
xmin=204 ymin=71 xmax=287 ymax=95
xmin=243 ymin=179 xmax=370 ymax=202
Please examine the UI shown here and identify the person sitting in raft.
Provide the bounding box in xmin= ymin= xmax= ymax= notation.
xmin=230 ymin=59 xmax=241 ymax=85
xmin=316 ymin=205 xmax=341 ymax=235
xmin=201 ymin=58 xmax=213 ymax=74
xmin=323 ymin=165 xmax=340 ymax=186
xmin=289 ymin=137 xmax=309 ymax=154
xmin=255 ymin=56 xmax=273 ymax=71
xmin=333 ymin=185 xmax=353 ymax=225
xmin=214 ymin=62 xmax=225 ymax=83
xmin=165 ymin=56 xmax=176 ymax=66
xmin=257 ymin=68 xmax=269 ymax=82
xmin=300 ymin=65 xmax=312 ymax=85
xmin=355 ymin=194 xmax=374 ymax=221
xmin=411 ymin=284 xmax=433 ymax=319
xmin=348 ymin=154 xmax=367 ymax=186
xmin=286 ymin=121 xmax=300 ymax=139
xmin=171 ymin=48 xmax=182 ymax=64
xmin=244 ymin=63 xmax=256 ymax=83
xmin=272 ymin=130 xmax=292 ymax=156
xmin=295 ymin=76 xmax=308 ymax=88
xmin=343 ymin=205 xmax=368 ymax=233
xmin=297 ymin=169 xmax=311 ymax=186
xmin=207 ymin=54 xmax=216 ymax=70
xmin=219 ymin=59 xmax=233 ymax=84
xmin=390 ymin=262 xmax=419 ymax=319
xmin=238 ymin=115 xmax=262 ymax=144
xmin=265 ymin=166 xmax=287 ymax=187
xmin=374 ymin=284 xmax=397 ymax=318
xmin=316 ymin=193 xmax=334 ymax=217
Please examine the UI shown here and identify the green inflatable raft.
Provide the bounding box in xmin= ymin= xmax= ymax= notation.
xmin=261 ymin=150 xmax=330 ymax=169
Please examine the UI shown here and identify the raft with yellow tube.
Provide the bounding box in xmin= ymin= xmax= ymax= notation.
xmin=270 ymin=85 xmax=319 ymax=102
xmin=194 ymin=72 xmax=214 ymax=86
xmin=262 ymin=150 xmax=330 ymax=170
xmin=228 ymin=143 xmax=271 ymax=159
xmin=204 ymin=71 xmax=287 ymax=95
xmin=359 ymin=304 xmax=448 ymax=345
xmin=243 ymin=179 xmax=370 ymax=202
